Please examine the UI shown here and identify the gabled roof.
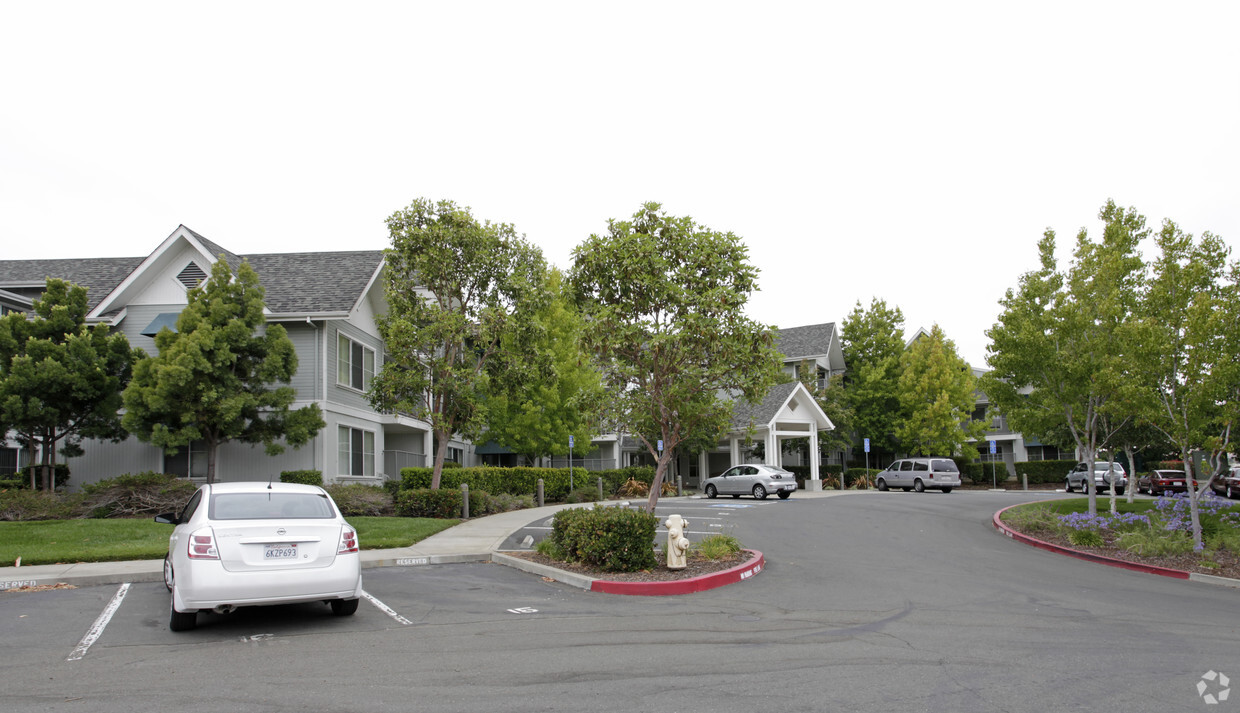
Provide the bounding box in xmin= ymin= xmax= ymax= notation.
xmin=0 ymin=257 xmax=146 ymax=310
xmin=730 ymin=381 xmax=834 ymax=432
xmin=0 ymin=226 xmax=385 ymax=319
xmin=774 ymin=323 xmax=836 ymax=361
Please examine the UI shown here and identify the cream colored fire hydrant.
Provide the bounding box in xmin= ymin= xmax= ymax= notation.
xmin=665 ymin=514 xmax=690 ymax=570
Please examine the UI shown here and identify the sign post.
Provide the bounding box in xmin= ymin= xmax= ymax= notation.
xmin=864 ymin=438 xmax=870 ymax=488
xmin=569 ymin=435 xmax=574 ymax=492
xmin=990 ymin=440 xmax=998 ymax=489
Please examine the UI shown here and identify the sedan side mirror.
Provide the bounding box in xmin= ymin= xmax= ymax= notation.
xmin=154 ymin=513 xmax=179 ymax=525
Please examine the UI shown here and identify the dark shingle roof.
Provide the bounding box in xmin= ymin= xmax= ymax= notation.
xmin=730 ymin=381 xmax=799 ymax=430
xmin=0 ymin=257 xmax=146 ymax=310
xmin=774 ymin=323 xmax=835 ymax=361
xmin=0 ymin=231 xmax=384 ymax=316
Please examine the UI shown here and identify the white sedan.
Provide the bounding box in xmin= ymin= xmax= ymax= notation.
xmin=156 ymin=481 xmax=363 ymax=631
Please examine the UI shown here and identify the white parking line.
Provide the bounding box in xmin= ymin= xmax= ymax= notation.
xmin=67 ymin=583 xmax=130 ymax=662
xmin=362 ymin=590 xmax=412 ymax=626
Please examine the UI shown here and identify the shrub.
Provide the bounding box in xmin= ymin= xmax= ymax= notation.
xmin=488 ymin=492 xmax=535 ymax=513
xmin=1014 ymin=459 xmax=1078 ymax=485
xmin=564 ymin=486 xmax=601 ymax=504
xmin=616 ymin=478 xmax=649 ymax=497
xmin=77 ymin=472 xmax=199 ymax=518
xmin=844 ymin=469 xmax=878 ymax=489
xmin=1068 ymin=530 xmax=1105 ymax=548
xmin=325 ymin=484 xmax=394 ymax=517
xmin=534 ymin=535 xmax=567 ymax=560
xmin=280 ymin=470 xmax=323 ymax=486
xmin=1000 ymin=504 xmax=1061 ymax=534
xmin=393 ymin=487 xmax=494 ymax=518
xmin=963 ymin=463 xmax=989 ymax=485
xmin=399 ymin=465 xmax=656 ymax=502
xmin=1117 ymin=529 xmax=1194 ymax=557
xmin=550 ymin=505 xmax=658 ymax=572
xmin=0 ymin=464 xmax=72 ymax=491
xmin=694 ymin=533 xmax=742 ymax=559
xmin=0 ymin=489 xmax=80 ymax=521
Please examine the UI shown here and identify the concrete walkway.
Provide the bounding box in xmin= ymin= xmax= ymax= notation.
xmin=0 ymin=491 xmax=854 ymax=590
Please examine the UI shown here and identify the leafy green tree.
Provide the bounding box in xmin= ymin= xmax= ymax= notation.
xmin=569 ymin=202 xmax=783 ymax=513
xmin=484 ymin=268 xmax=604 ymax=464
xmin=1142 ymin=218 xmax=1236 ymax=546
xmin=372 ymin=198 xmax=548 ymax=488
xmin=0 ymin=279 xmax=139 ymax=490
xmin=122 ymin=260 xmax=324 ymax=483
xmin=793 ymin=361 xmax=853 ymax=479
xmin=840 ymin=298 xmax=905 ymax=461
xmin=895 ymin=325 xmax=985 ymax=456
xmin=983 ymin=201 xmax=1148 ymax=515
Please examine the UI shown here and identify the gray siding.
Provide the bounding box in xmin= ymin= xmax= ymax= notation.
xmin=117 ymin=304 xmax=183 ymax=356
xmin=63 ymin=436 xmax=163 ymax=490
xmin=328 ymin=321 xmax=383 ymax=412
xmin=281 ymin=322 xmax=320 ymax=401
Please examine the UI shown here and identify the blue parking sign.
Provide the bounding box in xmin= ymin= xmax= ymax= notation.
xmin=989 ymin=440 xmax=997 ymax=455
xmin=864 ymin=438 xmax=870 ymax=453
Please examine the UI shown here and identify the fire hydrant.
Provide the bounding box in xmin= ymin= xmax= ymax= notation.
xmin=665 ymin=514 xmax=690 ymax=570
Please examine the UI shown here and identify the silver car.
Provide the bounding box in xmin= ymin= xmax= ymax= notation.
xmin=704 ymin=464 xmax=797 ymax=500
xmin=1064 ymin=461 xmax=1127 ymax=495
xmin=156 ymin=481 xmax=364 ymax=631
xmin=875 ymin=458 xmax=961 ymax=493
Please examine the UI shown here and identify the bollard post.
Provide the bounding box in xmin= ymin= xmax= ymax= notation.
xmin=461 ymin=483 xmax=469 ymax=519
xmin=1022 ymin=473 xmax=1028 ymax=491
xmin=537 ymin=479 xmax=544 ymax=508
xmin=677 ymin=475 xmax=683 ymax=497
xmin=597 ymin=477 xmax=604 ymax=502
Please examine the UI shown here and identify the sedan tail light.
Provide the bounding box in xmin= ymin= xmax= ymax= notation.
xmin=338 ymin=527 xmax=358 ymax=554
xmin=188 ymin=528 xmax=219 ymax=560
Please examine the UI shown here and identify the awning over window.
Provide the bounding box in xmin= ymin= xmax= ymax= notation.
xmin=140 ymin=312 xmax=180 ymax=337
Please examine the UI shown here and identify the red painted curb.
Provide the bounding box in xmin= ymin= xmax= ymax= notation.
xmin=992 ymin=502 xmax=1190 ymax=579
xmin=590 ymin=549 xmax=765 ymax=596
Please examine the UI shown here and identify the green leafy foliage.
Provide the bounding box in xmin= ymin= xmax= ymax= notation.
xmin=841 ymin=298 xmax=906 ymax=459
xmin=399 ymin=465 xmax=655 ymax=502
xmin=0 ymin=279 xmax=140 ymax=490
xmin=0 ymin=489 xmax=81 ymax=521
xmin=373 ymin=198 xmax=548 ymax=489
xmin=694 ymin=533 xmax=742 ymax=560
xmin=569 ymin=202 xmax=783 ymax=512
xmin=279 ymin=470 xmax=323 ymax=486
xmin=896 ymin=325 xmax=985 ymax=456
xmin=324 ymin=484 xmax=394 ymax=517
xmin=549 ymin=506 xmax=658 ymax=572
xmin=121 ymin=260 xmax=325 ymax=483
xmin=393 ymin=487 xmax=500 ymax=519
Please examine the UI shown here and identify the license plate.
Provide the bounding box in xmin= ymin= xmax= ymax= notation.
xmin=264 ymin=544 xmax=298 ymax=560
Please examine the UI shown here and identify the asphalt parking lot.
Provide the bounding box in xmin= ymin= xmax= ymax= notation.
xmin=4 ymin=491 xmax=1238 ymax=713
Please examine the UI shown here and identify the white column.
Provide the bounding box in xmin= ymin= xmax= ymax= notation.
xmin=730 ymin=437 xmax=741 ymax=466
xmin=423 ymin=430 xmax=434 ymax=467
xmin=698 ymin=450 xmax=709 ymax=484
xmin=767 ymin=431 xmax=778 ymax=466
xmin=807 ymin=428 xmax=823 ymax=491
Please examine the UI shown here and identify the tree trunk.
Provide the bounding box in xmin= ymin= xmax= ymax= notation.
xmin=206 ymin=440 xmax=218 ymax=484
xmin=1123 ymin=445 xmax=1137 ymax=504
xmin=646 ymin=447 xmax=676 ymax=513
xmin=431 ymin=428 xmax=449 ymax=490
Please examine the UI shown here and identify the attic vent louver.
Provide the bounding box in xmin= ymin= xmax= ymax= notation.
xmin=177 ymin=263 xmax=207 ymax=288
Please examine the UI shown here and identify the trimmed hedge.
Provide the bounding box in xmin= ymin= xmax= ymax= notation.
xmin=280 ymin=470 xmax=323 ymax=486
xmin=399 ymin=465 xmax=656 ymax=502
xmin=394 ymin=487 xmax=508 ymax=518
xmin=325 ymin=483 xmax=394 ymax=517
xmin=550 ymin=505 xmax=658 ymax=572
xmin=1012 ymin=459 xmax=1077 ymax=484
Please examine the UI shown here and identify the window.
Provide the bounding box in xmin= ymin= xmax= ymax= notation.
xmin=0 ymin=447 xmax=17 ymax=476
xmin=337 ymin=334 xmax=375 ymax=391
xmin=165 ymin=441 xmax=208 ymax=478
xmin=338 ymin=426 xmax=375 ymax=476
xmin=448 ymin=446 xmax=463 ymax=464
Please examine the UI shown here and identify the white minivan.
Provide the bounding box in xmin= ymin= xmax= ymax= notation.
xmin=875 ymin=458 xmax=961 ymax=493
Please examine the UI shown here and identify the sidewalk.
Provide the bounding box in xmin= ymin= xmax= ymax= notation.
xmin=0 ymin=491 xmax=853 ymax=591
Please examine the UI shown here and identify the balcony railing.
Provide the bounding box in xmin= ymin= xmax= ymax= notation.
xmin=384 ymin=450 xmax=426 ymax=474
xmin=548 ymin=458 xmax=617 ymax=471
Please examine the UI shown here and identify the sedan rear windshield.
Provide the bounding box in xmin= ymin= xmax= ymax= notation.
xmin=931 ymin=460 xmax=959 ymax=473
xmin=209 ymin=493 xmax=335 ymax=520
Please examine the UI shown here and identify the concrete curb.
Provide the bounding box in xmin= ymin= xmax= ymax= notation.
xmin=490 ymin=549 xmax=765 ymax=596
xmin=992 ymin=501 xmax=1240 ymax=588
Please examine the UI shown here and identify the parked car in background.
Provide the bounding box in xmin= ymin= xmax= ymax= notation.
xmin=704 ymin=464 xmax=797 ymax=500
xmin=874 ymin=458 xmax=961 ymax=494
xmin=1065 ymin=461 xmax=1127 ymax=495
xmin=156 ymin=481 xmax=364 ymax=631
xmin=1137 ymin=469 xmax=1194 ymax=497
xmin=1210 ymin=467 xmax=1240 ymax=499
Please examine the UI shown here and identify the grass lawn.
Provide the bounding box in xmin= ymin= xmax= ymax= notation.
xmin=1028 ymin=497 xmax=1158 ymax=516
xmin=0 ymin=516 xmax=460 ymax=567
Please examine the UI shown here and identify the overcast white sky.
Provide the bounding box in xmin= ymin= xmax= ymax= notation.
xmin=2 ymin=1 xmax=1237 ymax=366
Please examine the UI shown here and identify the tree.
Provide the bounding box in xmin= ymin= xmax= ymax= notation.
xmin=840 ymin=298 xmax=905 ymax=462
xmin=484 ymin=268 xmax=604 ymax=464
xmin=796 ymin=361 xmax=854 ymax=463
xmin=983 ymin=201 xmax=1147 ymax=515
xmin=895 ymin=324 xmax=985 ymax=456
xmin=372 ymin=198 xmax=548 ymax=489
xmin=569 ymin=202 xmax=783 ymax=513
xmin=1142 ymin=218 xmax=1237 ymax=547
xmin=0 ymin=279 xmax=138 ymax=490
xmin=122 ymin=259 xmax=324 ymax=483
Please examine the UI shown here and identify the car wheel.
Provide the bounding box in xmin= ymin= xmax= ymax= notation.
xmin=1228 ymin=484 xmax=1236 ymax=499
xmin=1115 ymin=487 xmax=1125 ymax=496
xmin=941 ymin=487 xmax=953 ymax=494
xmin=777 ymin=490 xmax=791 ymax=499
xmin=162 ymin=555 xmax=174 ymax=592
xmin=913 ymin=479 xmax=925 ymax=493
xmin=1064 ymin=480 xmax=1074 ymax=493
xmin=752 ymin=484 xmax=768 ymax=500
xmin=876 ymin=478 xmax=888 ymax=492
xmin=705 ymin=484 xmax=717 ymax=499
xmin=330 ymin=598 xmax=359 ymax=616
xmin=169 ymin=589 xmax=197 ymax=632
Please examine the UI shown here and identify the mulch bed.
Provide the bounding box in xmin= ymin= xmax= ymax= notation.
xmin=1013 ymin=528 xmax=1240 ymax=580
xmin=501 ymin=550 xmax=746 ymax=582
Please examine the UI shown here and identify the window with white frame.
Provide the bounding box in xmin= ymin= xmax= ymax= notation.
xmin=165 ymin=440 xmax=208 ymax=478
xmin=337 ymin=334 xmax=375 ymax=392
xmin=338 ymin=426 xmax=375 ymax=476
